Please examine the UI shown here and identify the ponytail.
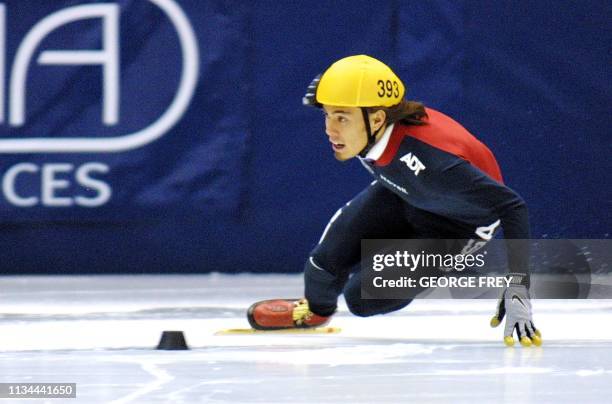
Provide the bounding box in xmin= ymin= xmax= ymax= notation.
xmin=368 ymin=100 xmax=428 ymax=126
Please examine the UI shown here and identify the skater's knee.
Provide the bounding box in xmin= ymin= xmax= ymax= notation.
xmin=343 ymin=281 xmax=376 ymax=317
xmin=345 ymin=298 xmax=377 ymax=317
xmin=345 ymin=295 xmax=413 ymax=317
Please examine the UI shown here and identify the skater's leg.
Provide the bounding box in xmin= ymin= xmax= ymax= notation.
xmin=248 ymin=182 xmax=411 ymax=330
xmin=341 ymin=208 xmax=480 ymax=317
xmin=305 ymin=182 xmax=413 ymax=316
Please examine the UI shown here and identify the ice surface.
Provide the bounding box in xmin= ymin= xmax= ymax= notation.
xmin=1 ymin=274 xmax=611 ymax=403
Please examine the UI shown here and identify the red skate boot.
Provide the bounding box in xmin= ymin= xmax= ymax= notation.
xmin=247 ymin=298 xmax=331 ymax=330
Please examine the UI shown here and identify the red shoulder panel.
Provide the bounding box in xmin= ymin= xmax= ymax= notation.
xmin=375 ymin=108 xmax=504 ymax=183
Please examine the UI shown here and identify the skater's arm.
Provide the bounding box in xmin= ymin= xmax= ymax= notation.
xmin=437 ymin=160 xmax=530 ymax=280
xmin=437 ymin=160 xmax=541 ymax=346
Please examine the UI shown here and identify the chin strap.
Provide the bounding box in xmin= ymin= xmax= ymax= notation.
xmin=358 ymin=107 xmax=383 ymax=158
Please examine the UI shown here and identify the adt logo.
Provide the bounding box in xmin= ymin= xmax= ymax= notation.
xmin=0 ymin=0 xmax=199 ymax=208
xmin=400 ymin=152 xmax=426 ymax=176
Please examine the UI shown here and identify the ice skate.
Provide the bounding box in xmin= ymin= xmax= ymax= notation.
xmin=247 ymin=298 xmax=330 ymax=330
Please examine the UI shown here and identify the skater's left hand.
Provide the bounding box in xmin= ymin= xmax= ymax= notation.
xmin=490 ymin=273 xmax=542 ymax=347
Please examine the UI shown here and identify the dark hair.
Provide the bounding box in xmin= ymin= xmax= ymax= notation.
xmin=367 ymin=99 xmax=428 ymax=126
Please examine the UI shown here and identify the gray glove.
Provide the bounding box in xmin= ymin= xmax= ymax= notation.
xmin=490 ymin=273 xmax=542 ymax=347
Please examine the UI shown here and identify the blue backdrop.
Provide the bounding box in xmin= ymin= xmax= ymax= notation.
xmin=0 ymin=0 xmax=609 ymax=274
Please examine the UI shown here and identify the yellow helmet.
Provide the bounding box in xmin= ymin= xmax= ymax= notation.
xmin=303 ymin=55 xmax=405 ymax=108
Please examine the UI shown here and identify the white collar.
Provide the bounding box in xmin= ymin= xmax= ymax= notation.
xmin=364 ymin=123 xmax=395 ymax=161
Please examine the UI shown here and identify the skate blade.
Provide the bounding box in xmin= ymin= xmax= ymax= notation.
xmin=214 ymin=326 xmax=341 ymax=335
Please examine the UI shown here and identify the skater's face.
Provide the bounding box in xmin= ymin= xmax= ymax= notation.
xmin=322 ymin=105 xmax=385 ymax=161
